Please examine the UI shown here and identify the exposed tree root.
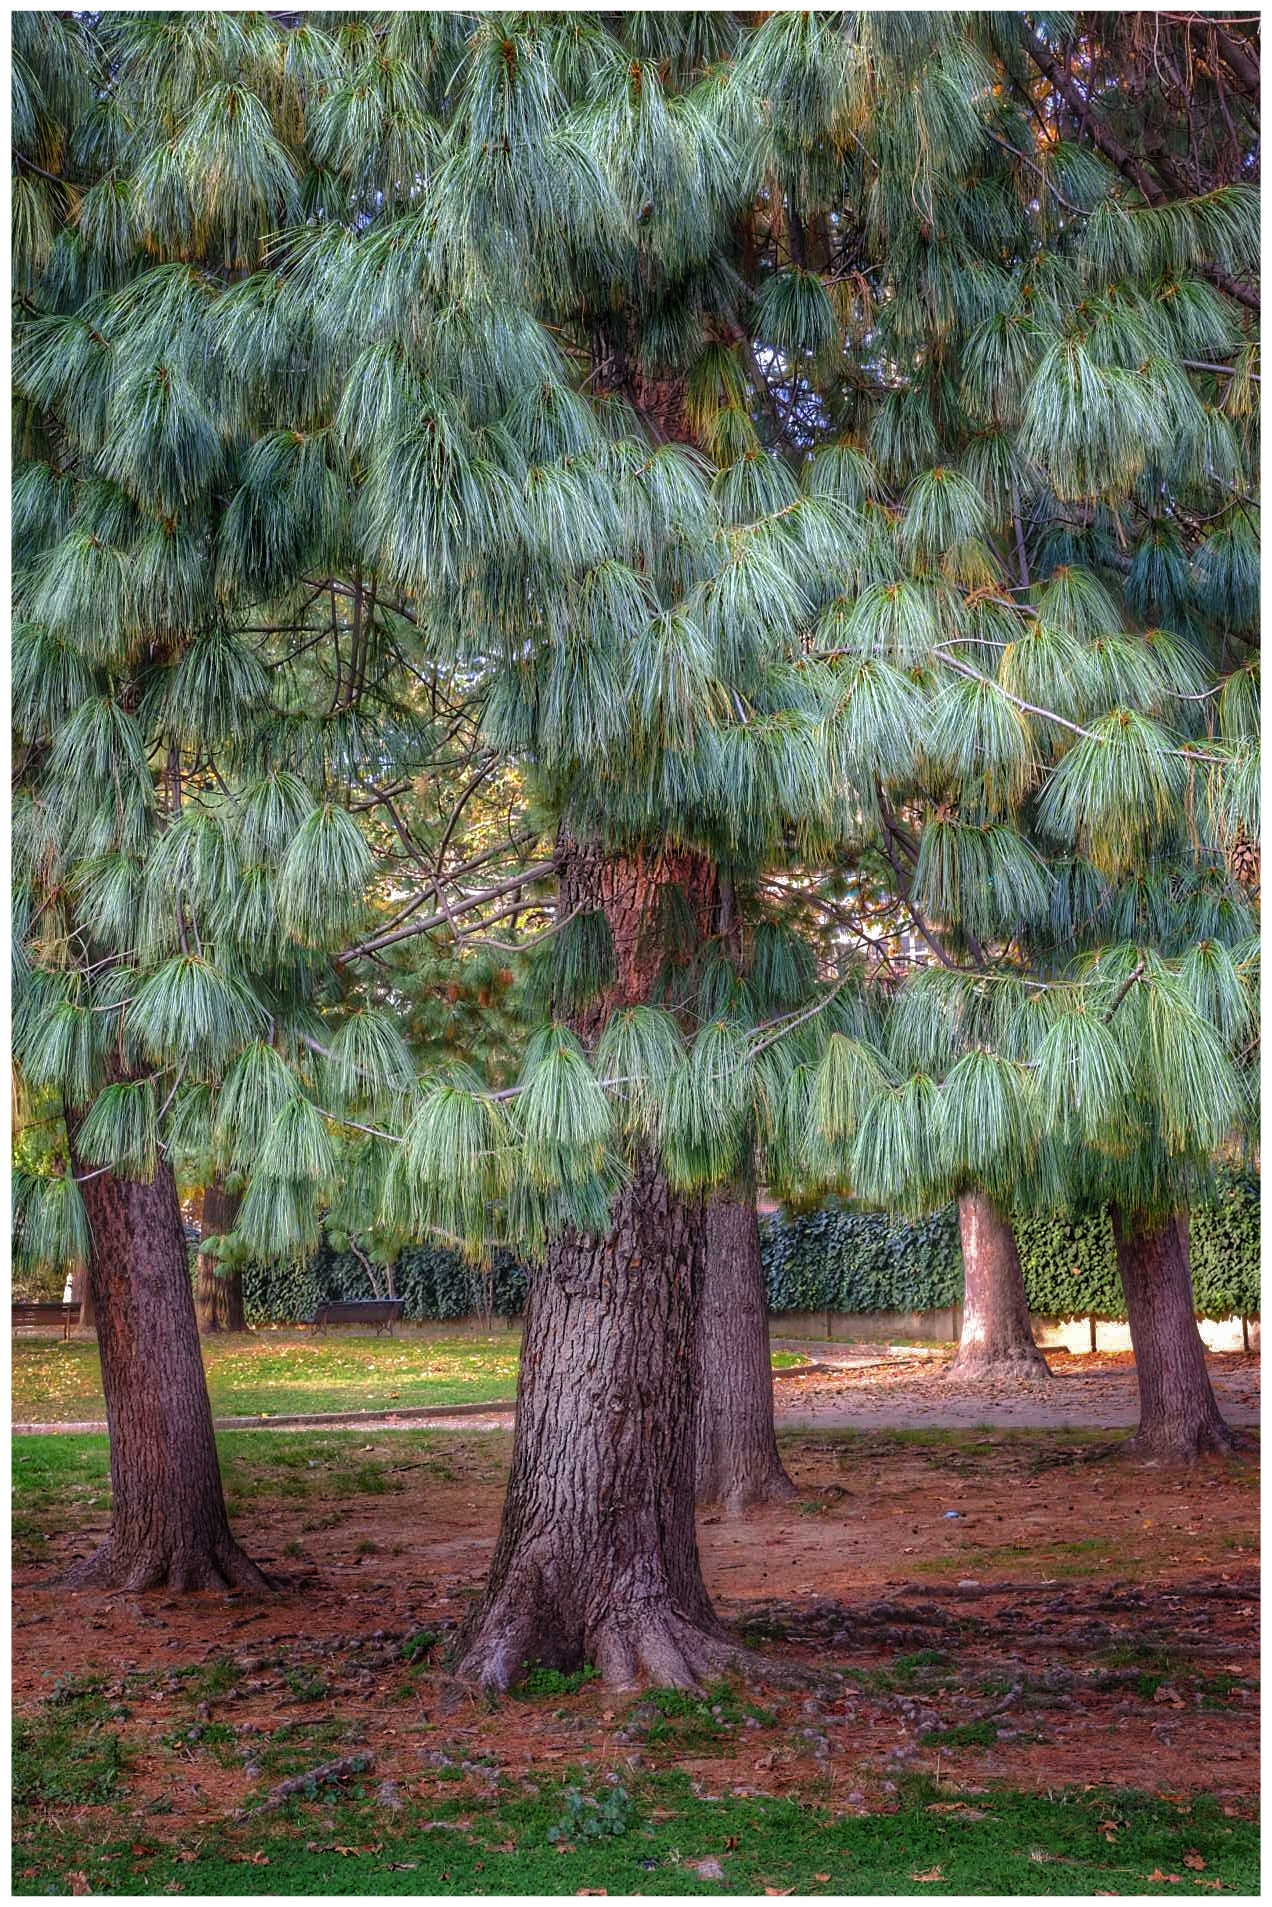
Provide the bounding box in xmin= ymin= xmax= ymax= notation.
xmin=703 ymin=1467 xmax=800 ymax=1517
xmin=1115 ymin=1417 xmax=1256 ymax=1467
xmin=61 ymin=1535 xmax=274 ymax=1594
xmin=457 ymin=1591 xmax=833 ymax=1696
xmin=945 ymin=1345 xmax=1051 ymax=1383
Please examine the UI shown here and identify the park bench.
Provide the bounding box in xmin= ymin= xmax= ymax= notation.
xmin=310 ymin=1298 xmax=405 ymax=1337
xmin=13 ymin=1301 xmax=76 ymax=1341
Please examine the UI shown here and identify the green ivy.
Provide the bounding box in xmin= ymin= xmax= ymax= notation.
xmin=236 ymin=1175 xmax=1259 ymax=1324
xmin=241 ymin=1236 xmax=528 ymax=1326
xmin=758 ymin=1173 xmax=1259 ymax=1322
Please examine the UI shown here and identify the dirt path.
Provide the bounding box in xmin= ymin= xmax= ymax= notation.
xmin=14 ymin=1347 xmax=1259 ymax=1438
xmin=773 ymin=1346 xmax=1262 ymax=1433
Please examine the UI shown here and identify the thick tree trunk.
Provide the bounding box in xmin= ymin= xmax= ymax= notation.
xmin=195 ymin=1183 xmax=243 ymax=1334
xmin=459 ymin=835 xmax=735 ymax=1690
xmin=946 ymin=1193 xmax=1050 ymax=1381
xmin=459 ymin=1156 xmax=738 ymax=1689
xmin=64 ymin=1139 xmax=269 ymax=1591
xmin=695 ymin=1182 xmax=796 ymax=1511
xmin=1113 ymin=1207 xmax=1244 ymax=1463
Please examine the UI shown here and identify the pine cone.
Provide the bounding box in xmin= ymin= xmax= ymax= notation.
xmin=1228 ymin=828 xmax=1260 ymax=889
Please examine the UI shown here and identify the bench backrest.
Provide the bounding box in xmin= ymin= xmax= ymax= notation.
xmin=315 ymin=1299 xmax=404 ymax=1321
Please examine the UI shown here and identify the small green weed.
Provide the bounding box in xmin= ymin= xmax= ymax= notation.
xmin=547 ymin=1780 xmax=633 ymax=1845
xmin=514 ymin=1663 xmax=598 ymax=1700
xmin=282 ymin=1669 xmax=330 ymax=1704
xmin=924 ymin=1718 xmax=999 ymax=1748
xmin=401 ymin=1629 xmax=439 ymax=1663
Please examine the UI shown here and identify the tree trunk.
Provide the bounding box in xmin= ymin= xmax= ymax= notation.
xmin=459 ymin=835 xmax=736 ymax=1690
xmin=73 ymin=1268 xmax=94 ymax=1329
xmin=695 ymin=1182 xmax=796 ymax=1511
xmin=1112 ymin=1207 xmax=1245 ymax=1463
xmin=946 ymin=1193 xmax=1050 ymax=1380
xmin=64 ymin=1140 xmax=269 ymax=1591
xmin=195 ymin=1183 xmax=243 ymax=1334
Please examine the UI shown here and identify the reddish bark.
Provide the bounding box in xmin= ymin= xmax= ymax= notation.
xmin=195 ymin=1183 xmax=244 ymax=1334
xmin=64 ymin=1137 xmax=268 ymax=1592
xmin=1113 ymin=1208 xmax=1245 ymax=1463
xmin=947 ymin=1193 xmax=1050 ymax=1381
xmin=459 ymin=835 xmax=737 ymax=1689
xmin=696 ymin=1182 xmax=796 ymax=1511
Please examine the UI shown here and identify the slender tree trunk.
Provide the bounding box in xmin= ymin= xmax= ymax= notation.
xmin=460 ymin=835 xmax=738 ymax=1690
xmin=64 ymin=1137 xmax=268 ymax=1591
xmin=946 ymin=1193 xmax=1050 ymax=1380
xmin=695 ymin=1181 xmax=796 ymax=1511
xmin=1113 ymin=1207 xmax=1244 ymax=1463
xmin=195 ymin=1183 xmax=243 ymax=1334
xmin=73 ymin=1268 xmax=94 ymax=1329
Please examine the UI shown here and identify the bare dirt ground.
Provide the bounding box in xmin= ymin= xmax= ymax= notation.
xmin=772 ymin=1346 xmax=1263 ymax=1433
xmin=12 ymin=1418 xmax=1259 ymax=1853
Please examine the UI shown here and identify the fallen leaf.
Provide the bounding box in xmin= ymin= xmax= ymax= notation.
xmin=68 ymin=1876 xmax=91 ymax=1896
xmin=764 ymin=1890 xmax=794 ymax=1898
xmin=576 ymin=1891 xmax=608 ymax=1897
xmin=1185 ymin=1854 xmax=1206 ymax=1872
xmin=724 ymin=1835 xmax=740 ymax=1852
xmin=814 ymin=1875 xmax=831 ymax=1884
xmin=910 ymin=1866 xmax=943 ymax=1883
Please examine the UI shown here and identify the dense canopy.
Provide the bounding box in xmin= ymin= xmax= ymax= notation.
xmin=12 ymin=8 xmax=1259 ymax=1272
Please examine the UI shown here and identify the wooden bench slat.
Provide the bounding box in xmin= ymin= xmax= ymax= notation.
xmin=12 ymin=1302 xmax=76 ymax=1340
xmin=310 ymin=1299 xmax=405 ymax=1335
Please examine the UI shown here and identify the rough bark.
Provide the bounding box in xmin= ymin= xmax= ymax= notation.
xmin=64 ymin=1136 xmax=269 ymax=1591
xmin=459 ymin=835 xmax=738 ymax=1690
xmin=195 ymin=1183 xmax=243 ymax=1334
xmin=695 ymin=1181 xmax=796 ymax=1511
xmin=1113 ymin=1207 xmax=1245 ymax=1463
xmin=946 ymin=1193 xmax=1050 ymax=1381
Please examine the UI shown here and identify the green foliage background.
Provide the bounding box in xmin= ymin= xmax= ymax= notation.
xmin=236 ymin=1176 xmax=1258 ymax=1325
xmin=762 ymin=1175 xmax=1259 ymax=1322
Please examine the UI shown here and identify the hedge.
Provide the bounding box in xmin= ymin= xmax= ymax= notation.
xmin=241 ymin=1237 xmax=527 ymax=1327
xmin=238 ymin=1174 xmax=1259 ymax=1326
xmin=760 ymin=1173 xmax=1260 ymax=1323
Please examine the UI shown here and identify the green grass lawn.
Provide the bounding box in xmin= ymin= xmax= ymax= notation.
xmin=11 ymin=1760 xmax=1256 ymax=1896
xmin=11 ymin=1334 xmax=806 ymax=1425
xmin=12 ymin=1427 xmax=504 ymax=1563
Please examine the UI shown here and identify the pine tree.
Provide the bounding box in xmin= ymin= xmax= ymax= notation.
xmin=771 ymin=13 xmax=1261 ymax=1455
xmin=12 ymin=12 xmax=1258 ymax=1627
xmin=11 ymin=10 xmax=552 ymax=1585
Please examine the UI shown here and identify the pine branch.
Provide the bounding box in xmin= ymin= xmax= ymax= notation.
xmin=1018 ymin=20 xmax=1260 ymax=311
xmin=335 ymin=860 xmax=560 ymax=965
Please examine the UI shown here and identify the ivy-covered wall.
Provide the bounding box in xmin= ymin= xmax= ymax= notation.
xmin=760 ymin=1174 xmax=1260 ymax=1323
xmin=238 ymin=1174 xmax=1259 ymax=1325
xmin=241 ymin=1238 xmax=528 ymax=1328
